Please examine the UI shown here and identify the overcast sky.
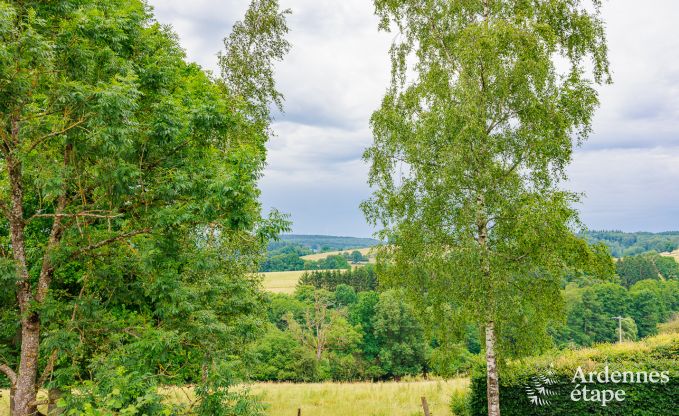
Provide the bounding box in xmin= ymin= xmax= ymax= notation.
xmin=148 ymin=0 xmax=679 ymax=237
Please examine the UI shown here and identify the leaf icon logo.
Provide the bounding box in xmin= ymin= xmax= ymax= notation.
xmin=525 ymin=366 xmax=558 ymax=406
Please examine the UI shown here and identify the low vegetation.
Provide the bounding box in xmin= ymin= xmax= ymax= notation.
xmin=2 ymin=379 xmax=466 ymax=416
xmin=469 ymin=332 xmax=679 ymax=415
xmin=251 ymin=379 xmax=468 ymax=416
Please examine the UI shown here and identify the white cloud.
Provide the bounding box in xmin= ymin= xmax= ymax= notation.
xmin=587 ymin=0 xmax=679 ymax=149
xmin=148 ymin=0 xmax=679 ymax=236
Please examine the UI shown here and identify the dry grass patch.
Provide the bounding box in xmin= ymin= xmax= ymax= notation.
xmin=260 ymin=270 xmax=311 ymax=294
xmin=252 ymin=378 xmax=468 ymax=416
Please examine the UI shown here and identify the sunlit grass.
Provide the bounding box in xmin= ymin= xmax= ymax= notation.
xmin=162 ymin=378 xmax=469 ymax=416
xmin=2 ymin=379 xmax=469 ymax=416
xmin=251 ymin=378 xmax=467 ymax=416
xmin=260 ymin=270 xmax=317 ymax=294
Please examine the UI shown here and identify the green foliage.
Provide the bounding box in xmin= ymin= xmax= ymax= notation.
xmin=312 ymin=254 xmax=351 ymax=270
xmin=0 ymin=0 xmax=290 ymax=412
xmin=430 ymin=344 xmax=476 ymax=378
xmin=350 ymin=250 xmax=368 ymax=263
xmin=629 ymin=290 xmax=663 ymax=339
xmin=260 ymin=252 xmax=306 ymax=272
xmin=259 ymin=243 xmax=310 ymax=272
xmin=334 ymin=284 xmax=358 ymax=307
xmin=299 ymin=265 xmax=378 ymax=292
xmin=450 ymin=388 xmax=471 ymax=416
xmin=59 ymin=366 xmax=167 ymax=416
xmin=248 ymin=325 xmax=318 ymax=382
xmin=469 ymin=334 xmax=679 ymax=415
xmin=372 ymin=290 xmax=427 ymax=378
xmin=349 ymin=291 xmax=381 ymax=362
xmin=616 ymin=252 xmax=679 ymax=287
xmin=266 ymin=293 xmax=307 ymax=329
xmin=553 ymin=279 xmax=679 ymax=347
xmin=363 ymin=3 xmax=613 ymax=393
xmin=255 ymin=286 xmax=438 ymax=382
xmin=584 ymin=231 xmax=679 ymax=257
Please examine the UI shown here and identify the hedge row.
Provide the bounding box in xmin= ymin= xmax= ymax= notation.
xmin=470 ymin=333 xmax=679 ymax=415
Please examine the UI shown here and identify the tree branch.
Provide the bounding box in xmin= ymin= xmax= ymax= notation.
xmin=29 ymin=211 xmax=123 ymax=222
xmin=26 ymin=118 xmax=86 ymax=153
xmin=0 ymin=363 xmax=17 ymax=386
xmin=36 ymin=143 xmax=72 ymax=303
xmin=69 ymin=228 xmax=152 ymax=259
xmin=37 ymin=350 xmax=57 ymax=387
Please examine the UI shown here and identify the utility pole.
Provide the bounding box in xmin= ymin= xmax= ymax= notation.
xmin=612 ymin=316 xmax=623 ymax=343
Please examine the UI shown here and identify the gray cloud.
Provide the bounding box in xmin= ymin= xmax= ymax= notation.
xmin=568 ymin=147 xmax=679 ymax=232
xmin=148 ymin=0 xmax=679 ymax=237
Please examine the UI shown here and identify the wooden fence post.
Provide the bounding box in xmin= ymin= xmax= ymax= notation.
xmin=421 ymin=396 xmax=431 ymax=416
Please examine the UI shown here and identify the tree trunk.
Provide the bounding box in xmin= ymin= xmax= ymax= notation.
xmin=476 ymin=195 xmax=500 ymax=416
xmin=7 ymin=151 xmax=40 ymax=416
xmin=7 ymin=140 xmax=69 ymax=416
xmin=10 ymin=384 xmax=16 ymax=414
xmin=13 ymin=318 xmax=41 ymax=416
xmin=485 ymin=321 xmax=501 ymax=416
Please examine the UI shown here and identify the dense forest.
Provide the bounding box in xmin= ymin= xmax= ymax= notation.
xmin=583 ymin=230 xmax=679 ymax=257
xmin=250 ymin=249 xmax=679 ymax=382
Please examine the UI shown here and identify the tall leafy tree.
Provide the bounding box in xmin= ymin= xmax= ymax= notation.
xmin=372 ymin=290 xmax=426 ymax=379
xmin=364 ymin=1 xmax=610 ymax=414
xmin=0 ymin=0 xmax=289 ymax=414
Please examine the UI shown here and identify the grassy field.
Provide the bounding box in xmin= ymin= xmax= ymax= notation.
xmin=300 ymin=247 xmax=374 ymax=262
xmin=251 ymin=379 xmax=467 ymax=416
xmin=260 ymin=270 xmax=314 ymax=294
xmin=1 ymin=379 xmax=468 ymax=416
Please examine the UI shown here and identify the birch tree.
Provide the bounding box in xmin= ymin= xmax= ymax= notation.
xmin=363 ymin=1 xmax=611 ymax=415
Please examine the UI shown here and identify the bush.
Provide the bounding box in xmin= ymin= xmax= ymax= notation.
xmin=430 ymin=345 xmax=476 ymax=378
xmin=249 ymin=326 xmax=318 ymax=382
xmin=450 ymin=389 xmax=471 ymax=416
xmin=469 ymin=334 xmax=679 ymax=415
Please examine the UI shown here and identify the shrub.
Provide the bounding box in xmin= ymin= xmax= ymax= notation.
xmin=429 ymin=345 xmax=476 ymax=378
xmin=450 ymin=389 xmax=471 ymax=416
xmin=469 ymin=334 xmax=679 ymax=415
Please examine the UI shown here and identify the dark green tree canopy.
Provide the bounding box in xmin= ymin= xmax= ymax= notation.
xmin=0 ymin=0 xmax=290 ymax=414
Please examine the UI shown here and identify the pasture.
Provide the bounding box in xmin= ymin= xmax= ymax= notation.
xmin=260 ymin=270 xmax=313 ymax=294
xmin=1 ymin=379 xmax=469 ymax=416
xmin=250 ymin=379 xmax=468 ymax=416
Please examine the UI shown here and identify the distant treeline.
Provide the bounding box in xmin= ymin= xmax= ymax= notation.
xmin=260 ymin=241 xmax=369 ymax=272
xmin=300 ymin=266 xmax=378 ymax=292
xmin=268 ymin=234 xmax=379 ymax=252
xmin=583 ymin=230 xmax=679 ymax=257
xmin=248 ymin=251 xmax=679 ymax=383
